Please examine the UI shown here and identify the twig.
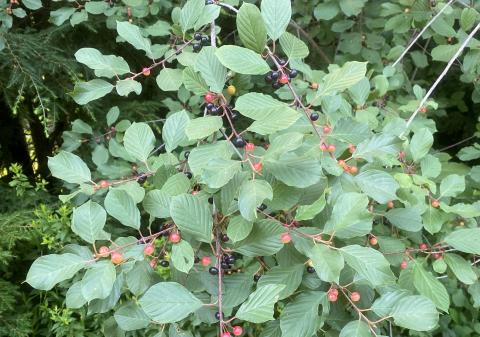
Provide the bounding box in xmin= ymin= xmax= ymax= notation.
xmin=392 ymin=0 xmax=457 ymax=67
xmin=402 ymin=22 xmax=480 ymax=135
xmin=289 ymin=20 xmax=331 ymax=64
xmin=217 ymin=2 xmax=239 ymax=13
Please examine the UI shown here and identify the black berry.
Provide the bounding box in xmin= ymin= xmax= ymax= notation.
xmin=206 ymin=102 xmax=214 ymax=110
xmin=289 ymin=69 xmax=298 ymax=78
xmin=265 ymin=72 xmax=273 ymax=83
xmin=221 ymin=262 xmax=230 ymax=269
xmin=227 ymin=256 xmax=235 ymax=264
xmin=160 ymin=260 xmax=170 ymax=267
xmin=221 ymin=234 xmax=229 ymax=242
xmin=230 ymin=110 xmax=239 ymax=120
xmin=184 ymin=151 xmax=190 ymax=159
xmin=137 ymin=175 xmax=147 ymax=184
xmin=185 ymin=172 xmax=193 ymax=179
xmin=258 ymin=203 xmax=267 ymax=211
xmin=208 ymin=196 xmax=214 ymax=204
xmin=310 ymin=112 xmax=319 ymax=121
xmin=210 ymin=106 xmax=219 ymax=115
xmin=271 ymin=71 xmax=279 ymax=80
xmin=201 ymin=36 xmax=210 ymax=46
xmin=215 ymin=311 xmax=223 ymax=320
xmin=194 ymin=256 xmax=200 ymax=263
xmin=272 ymin=82 xmax=281 ymax=89
xmin=194 ymin=33 xmax=202 ymax=41
xmin=192 ymin=43 xmax=202 ymax=52
xmin=232 ymin=136 xmax=246 ymax=148
xmin=253 ymin=274 xmax=261 ymax=282
xmin=278 ymin=59 xmax=287 ymax=66
xmin=209 ymin=267 xmax=219 ymax=275
xmin=307 ymin=266 xmax=316 ymax=274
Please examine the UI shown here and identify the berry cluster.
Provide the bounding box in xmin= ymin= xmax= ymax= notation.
xmin=192 ymin=32 xmax=211 ymax=52
xmin=264 ymin=63 xmax=298 ymax=89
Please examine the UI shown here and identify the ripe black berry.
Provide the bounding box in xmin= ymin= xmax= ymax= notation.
xmin=208 ymin=196 xmax=214 ymax=204
xmin=221 ymin=234 xmax=229 ymax=242
xmin=210 ymin=107 xmax=219 ymax=115
xmin=272 ymin=82 xmax=281 ymax=89
xmin=227 ymin=256 xmax=235 ymax=264
xmin=209 ymin=267 xmax=219 ymax=275
xmin=201 ymin=36 xmax=210 ymax=46
xmin=137 ymin=175 xmax=147 ymax=184
xmin=215 ymin=311 xmax=223 ymax=320
xmin=307 ymin=266 xmax=315 ymax=274
xmin=289 ymin=69 xmax=298 ymax=78
xmin=160 ymin=260 xmax=170 ymax=267
xmin=257 ymin=203 xmax=267 ymax=211
xmin=184 ymin=151 xmax=190 ymax=159
xmin=232 ymin=136 xmax=246 ymax=148
xmin=278 ymin=58 xmax=287 ymax=66
xmin=271 ymin=71 xmax=279 ymax=80
xmin=206 ymin=102 xmax=214 ymax=110
xmin=230 ymin=110 xmax=239 ymax=120
xmin=265 ymin=72 xmax=273 ymax=83
xmin=192 ymin=43 xmax=202 ymax=52
xmin=221 ymin=262 xmax=230 ymax=269
xmin=194 ymin=256 xmax=200 ymax=263
xmin=194 ymin=33 xmax=202 ymax=41
xmin=185 ymin=172 xmax=193 ymax=179
xmin=253 ymin=274 xmax=261 ymax=282
xmin=310 ymin=112 xmax=319 ymax=121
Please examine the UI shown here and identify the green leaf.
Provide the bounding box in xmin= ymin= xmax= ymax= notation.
xmin=444 ymin=253 xmax=477 ymax=285
xmin=238 ymin=179 xmax=273 ymax=221
xmin=66 ymin=282 xmax=87 ymax=309
xmin=329 ymin=117 xmax=372 ymax=144
xmin=308 ymin=244 xmax=344 ymax=283
xmin=195 ymin=46 xmax=227 ymax=93
xmin=324 ymin=193 xmax=370 ymax=233
xmin=104 ymin=189 xmax=141 ymax=229
xmin=123 ymin=122 xmax=155 ymax=163
xmin=188 ymin=141 xmax=233 ymax=176
xmin=391 ymin=295 xmax=439 ymax=331
xmin=48 ymin=151 xmax=91 ymax=184
xmin=75 ymin=48 xmax=130 ymax=78
xmin=72 ymin=119 xmax=92 ymax=134
xmin=85 ymin=1 xmax=108 ymax=14
xmin=235 ymin=93 xmax=301 ymax=135
xmin=261 ymin=0 xmax=291 ymax=41
xmin=114 ymin=302 xmax=150 ymax=331
xmin=126 ymin=261 xmax=155 ymax=296
xmin=170 ymin=194 xmax=213 ymax=243
xmin=295 ymin=193 xmax=326 ymax=221
xmin=216 ymin=46 xmax=270 ymax=75
xmin=318 ymin=61 xmax=367 ymax=96
xmin=81 ymin=260 xmax=116 ymax=302
xmin=185 ymin=116 xmax=223 ymax=140
xmin=413 ymin=263 xmax=450 ymax=312
xmin=420 ymin=154 xmax=441 ymax=178
xmin=235 ymin=219 xmax=284 ymax=257
xmin=162 ymin=110 xmax=190 ymax=152
xmin=226 ymin=215 xmax=253 ymax=243
xmin=431 ymin=17 xmax=456 ymax=37
xmin=257 ymin=264 xmax=304 ymax=299
xmin=237 ymin=3 xmax=267 ymax=53
xmin=71 ymin=79 xmax=114 ymax=105
xmin=194 ymin=3 xmax=220 ymax=30
xmin=279 ymin=32 xmax=309 ymax=59
xmin=116 ymin=79 xmax=142 ymax=96
xmin=445 ymin=228 xmax=480 ymax=254
xmin=22 ymin=0 xmax=42 ymax=10
xmin=236 ymin=284 xmax=285 ymax=323
xmin=460 ymin=8 xmax=478 ymax=31
xmin=27 ymin=253 xmax=87 ymax=290
xmin=49 ymin=8 xmax=76 ymax=26
xmin=182 ymin=67 xmax=209 ymax=95
xmin=265 ymin=154 xmax=322 ymax=188
xmin=156 ymin=68 xmax=183 ymax=91
xmin=201 ymin=158 xmax=241 ymax=188
xmin=339 ymin=321 xmax=371 ymax=337
xmin=385 ymin=207 xmax=423 ymax=232
xmin=116 ymin=21 xmax=153 ymax=58
xmin=341 ymin=245 xmax=396 ymax=287
xmin=440 ymin=174 xmax=465 ymax=198
xmin=179 ymin=0 xmax=205 ymax=33
xmin=139 ymin=282 xmax=203 ymax=323
xmin=354 ymin=133 xmax=401 ymax=163
xmin=279 ymin=292 xmax=323 ymax=337
xmin=339 ymin=0 xmax=367 ymax=16
xmin=432 ymin=44 xmax=459 ymax=62
xmin=410 ymin=128 xmax=433 ymax=162
xmin=355 ymin=170 xmax=399 ymax=203
xmin=171 ymin=240 xmax=195 ymax=273
xmin=72 ymin=201 xmax=109 ymax=243
xmin=106 ymin=106 xmax=120 ymax=126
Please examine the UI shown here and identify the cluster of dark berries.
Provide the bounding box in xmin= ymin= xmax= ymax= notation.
xmin=205 ymin=102 xmax=220 ymax=115
xmin=192 ymin=32 xmax=211 ymax=52
xmin=221 ymin=254 xmax=235 ymax=269
xmin=264 ymin=62 xmax=298 ymax=89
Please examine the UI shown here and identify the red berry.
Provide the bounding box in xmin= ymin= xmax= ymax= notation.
xmin=328 ymin=291 xmax=338 ymax=302
xmin=400 ymin=260 xmax=408 ymax=269
xmin=169 ymin=232 xmax=181 ymax=243
xmin=349 ymin=166 xmax=358 ymax=174
xmin=387 ymin=201 xmax=394 ymax=209
xmin=320 ymin=143 xmax=327 ymax=151
xmin=281 ymin=233 xmax=292 ymax=244
xmin=338 ymin=160 xmax=346 ymax=167
xmin=431 ymin=199 xmax=440 ymax=208
xmin=253 ymin=162 xmax=263 ymax=173
xmin=111 ymin=252 xmax=123 ymax=265
xmin=419 ymin=243 xmax=428 ymax=250
xmin=144 ymin=244 xmax=155 ymax=256
xmin=142 ymin=67 xmax=150 ymax=76
xmin=350 ymin=291 xmax=361 ymax=302
xmin=432 ymin=252 xmax=443 ymax=260
xmin=99 ymin=180 xmax=110 ymax=189
xmin=323 ymin=126 xmax=331 ymax=134
xmin=327 ymin=144 xmax=336 ymax=153
xmin=245 ymin=142 xmax=255 ymax=152
xmin=330 ymin=288 xmax=339 ymax=296
xmin=232 ymin=326 xmax=243 ymax=336
xmin=369 ymin=237 xmax=378 ymax=246
xmin=399 ymin=151 xmax=406 ymax=159
xmin=149 ymin=259 xmax=157 ymax=268
xmin=204 ymin=93 xmax=215 ymax=103
xmin=420 ymin=106 xmax=427 ymax=113
xmin=201 ymin=256 xmax=211 ymax=267
xmin=278 ymin=74 xmax=289 ymax=84
xmin=222 ymin=333 xmax=231 ymax=337
xmin=97 ymin=246 xmax=110 ymax=257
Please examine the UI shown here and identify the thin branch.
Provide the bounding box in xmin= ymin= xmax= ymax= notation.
xmin=392 ymin=0 xmax=457 ymax=67
xmin=402 ymin=22 xmax=480 ymax=134
xmin=217 ymin=2 xmax=239 ymax=13
xmin=289 ymin=20 xmax=331 ymax=64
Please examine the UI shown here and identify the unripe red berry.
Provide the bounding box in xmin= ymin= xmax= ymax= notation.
xmin=97 ymin=246 xmax=110 ymax=257
xmin=400 ymin=260 xmax=408 ymax=269
xmin=245 ymin=142 xmax=255 ymax=152
xmin=419 ymin=243 xmax=428 ymax=250
xmin=399 ymin=151 xmax=406 ymax=160
xmin=142 ymin=67 xmax=150 ymax=76
xmin=387 ymin=201 xmax=394 ymax=209
xmin=99 ymin=180 xmax=110 ymax=189
xmin=278 ymin=74 xmax=289 ymax=84
xmin=431 ymin=199 xmax=440 ymax=208
xmin=169 ymin=232 xmax=181 ymax=243
xmin=338 ymin=160 xmax=346 ymax=167
xmin=323 ymin=126 xmax=331 ymax=134
xmin=328 ymin=290 xmax=338 ymax=302
xmin=149 ymin=259 xmax=157 ymax=268
xmin=253 ymin=162 xmax=263 ymax=173
xmin=330 ymin=288 xmax=339 ymax=296
xmin=221 ymin=333 xmax=231 ymax=337
xmin=310 ymin=82 xmax=319 ymax=89
xmin=420 ymin=106 xmax=427 ymax=113
xmin=111 ymin=252 xmax=123 ymax=265
xmin=320 ymin=143 xmax=327 ymax=151
xmin=432 ymin=252 xmax=443 ymax=260
xmin=281 ymin=233 xmax=292 ymax=244
xmin=349 ymin=166 xmax=358 ymax=174
xmin=204 ymin=93 xmax=215 ymax=103
xmin=327 ymin=144 xmax=336 ymax=153
xmin=232 ymin=326 xmax=243 ymax=336
xmin=369 ymin=236 xmax=378 ymax=246
xmin=350 ymin=291 xmax=361 ymax=302
xmin=201 ymin=256 xmax=211 ymax=267
xmin=144 ymin=244 xmax=155 ymax=256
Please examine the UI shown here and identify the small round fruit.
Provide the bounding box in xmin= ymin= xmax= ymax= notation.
xmin=253 ymin=274 xmax=261 ymax=281
xmin=278 ymin=74 xmax=289 ymax=84
xmin=209 ymin=267 xmax=219 ymax=275
xmin=169 ymin=232 xmax=181 ymax=243
xmin=194 ymin=32 xmax=202 ymax=41
xmin=323 ymin=126 xmax=331 ymax=134
xmin=320 ymin=143 xmax=327 ymax=151
xmin=307 ymin=266 xmax=315 ymax=274
xmin=327 ymin=291 xmax=338 ymax=302
xmin=253 ymin=162 xmax=263 ymax=173
xmin=330 ymin=288 xmax=339 ymax=296
xmin=310 ymin=82 xmax=319 ymax=89
xmin=149 ymin=260 xmax=157 ymax=268
xmin=204 ymin=93 xmax=215 ymax=103
xmin=327 ymin=144 xmax=336 ymax=153
xmin=232 ymin=136 xmax=246 ymax=148
xmin=201 ymin=256 xmax=212 ymax=267
xmin=420 ymin=106 xmax=428 ymax=113
xmin=432 ymin=252 xmax=443 ymax=260
xmin=97 ymin=246 xmax=110 ymax=257
xmin=369 ymin=236 xmax=378 ymax=246
xmin=192 ymin=43 xmax=202 ymax=52
xmin=387 ymin=201 xmax=394 ymax=209
xmin=400 ymin=260 xmax=408 ymax=269
xmin=201 ymin=36 xmax=210 ymax=46
xmin=265 ymin=72 xmax=273 ymax=82
xmin=289 ymin=69 xmax=298 ymax=78
xmin=278 ymin=58 xmax=287 ymax=66
xmin=245 ymin=142 xmax=255 ymax=152
xmin=271 ymin=71 xmax=279 ymax=80
xmin=206 ymin=102 xmax=214 ymax=110
xmin=398 ymin=151 xmax=406 ymax=159
xmin=349 ymin=166 xmax=358 ymax=174
xmin=338 ymin=160 xmax=346 ymax=167
xmin=310 ymin=112 xmax=319 ymax=121
xmin=160 ymin=260 xmax=169 ymax=267
xmin=111 ymin=252 xmax=123 ymax=265
xmin=257 ymin=203 xmax=267 ymax=211
xmin=227 ymin=85 xmax=236 ymax=95
xmin=185 ymin=171 xmax=193 ymax=179
xmin=222 ymin=332 xmax=231 ymax=337
xmin=350 ymin=292 xmax=361 ymax=302
xmin=221 ymin=234 xmax=230 ymax=242
xmin=272 ymin=81 xmax=281 ymax=89
xmin=142 ymin=67 xmax=150 ymax=76
xmin=281 ymin=233 xmax=292 ymax=244
xmin=184 ymin=151 xmax=190 ymax=159
xmin=232 ymin=326 xmax=243 ymax=336
xmin=144 ymin=244 xmax=155 ymax=256
xmin=419 ymin=243 xmax=428 ymax=250
xmin=431 ymin=199 xmax=440 ymax=208
xmin=99 ymin=180 xmax=110 ymax=189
